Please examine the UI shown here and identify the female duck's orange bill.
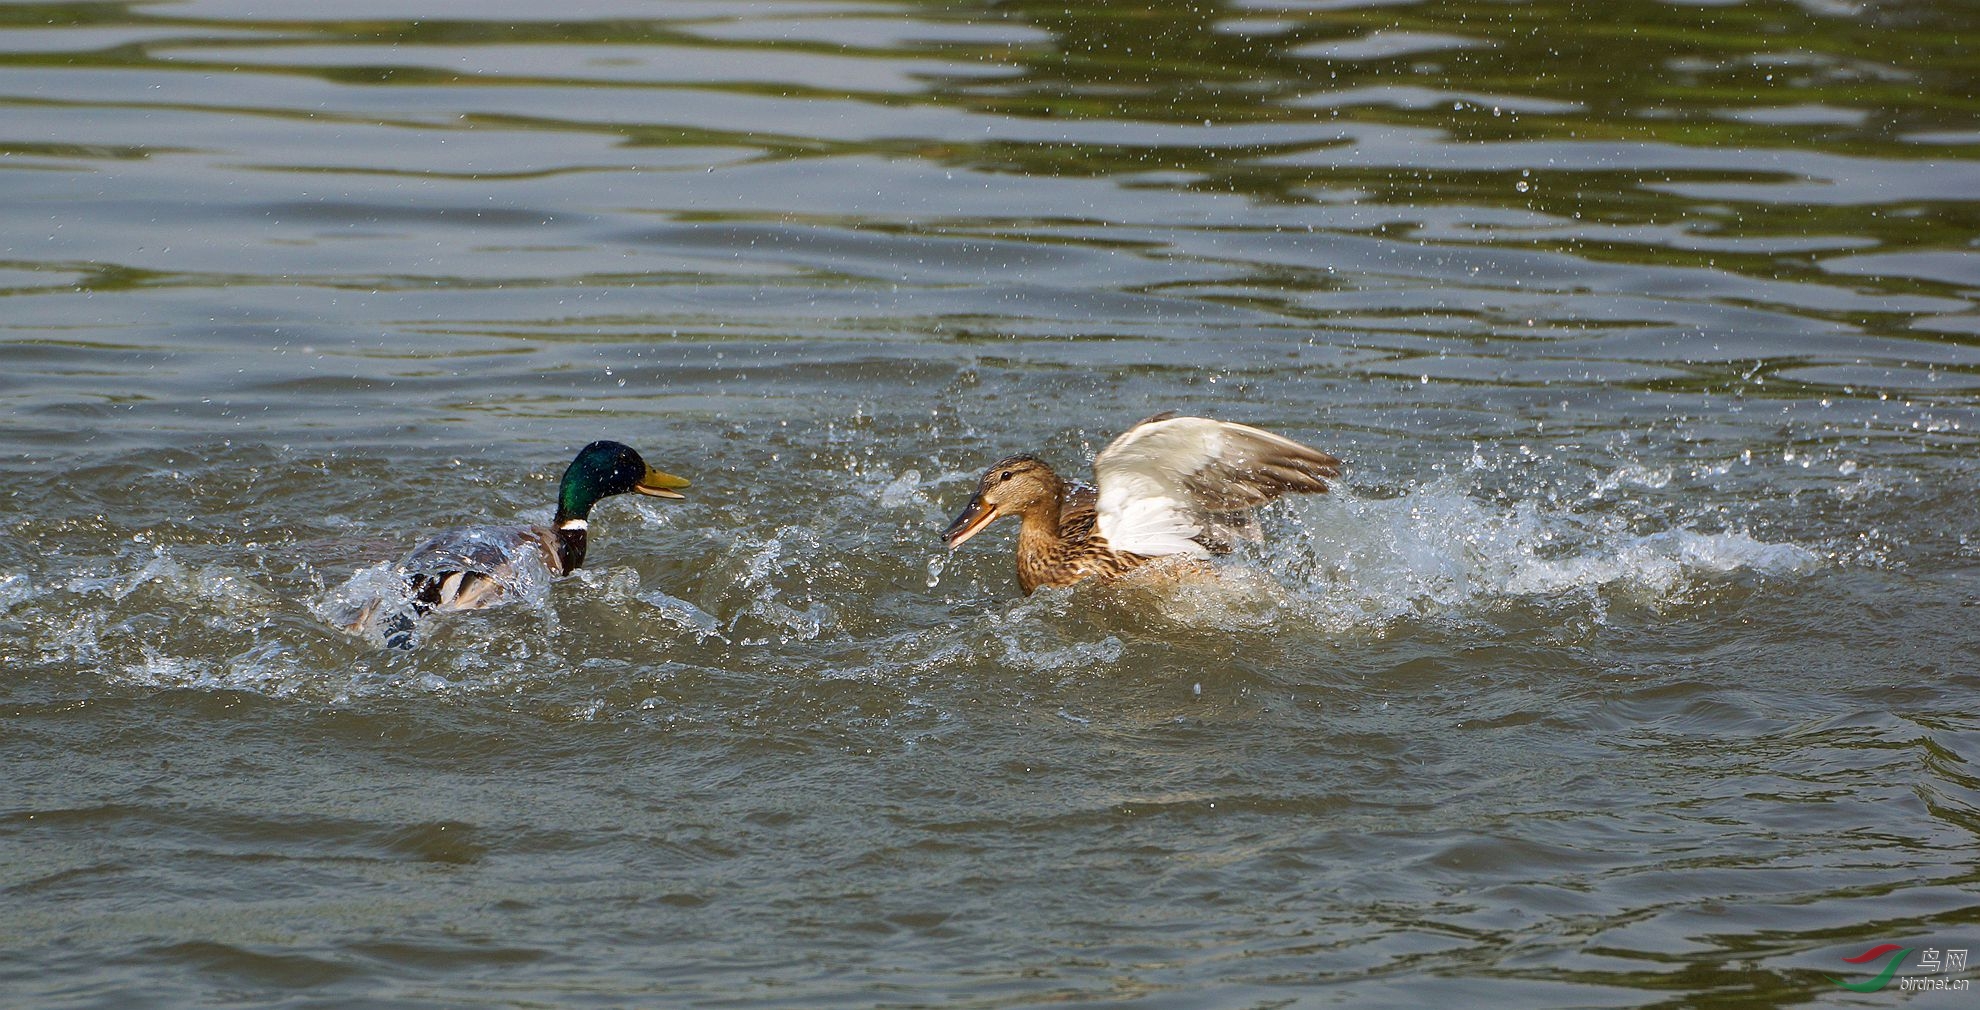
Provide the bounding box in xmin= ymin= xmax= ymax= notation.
xmin=942 ymin=494 xmax=997 ymax=549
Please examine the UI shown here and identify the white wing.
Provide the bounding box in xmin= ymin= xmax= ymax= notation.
xmin=1092 ymin=414 xmax=1339 ymax=557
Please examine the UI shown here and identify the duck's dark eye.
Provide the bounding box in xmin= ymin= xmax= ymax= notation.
xmin=1000 ymin=471 xmax=1013 ymax=482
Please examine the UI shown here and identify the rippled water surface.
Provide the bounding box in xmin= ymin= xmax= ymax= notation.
xmin=4 ymin=0 xmax=1978 ymax=1006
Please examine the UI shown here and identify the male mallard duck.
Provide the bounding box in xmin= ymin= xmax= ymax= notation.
xmin=341 ymin=440 xmax=689 ymax=649
xmin=941 ymin=413 xmax=1340 ymax=594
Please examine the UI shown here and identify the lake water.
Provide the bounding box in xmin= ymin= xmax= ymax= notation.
xmin=4 ymin=0 xmax=1978 ymax=1006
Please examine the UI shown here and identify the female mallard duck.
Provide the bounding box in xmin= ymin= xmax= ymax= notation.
xmin=942 ymin=413 xmax=1340 ymax=594
xmin=341 ymin=440 xmax=689 ymax=649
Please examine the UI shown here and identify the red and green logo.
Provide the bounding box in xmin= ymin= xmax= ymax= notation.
xmin=1828 ymin=944 xmax=1912 ymax=992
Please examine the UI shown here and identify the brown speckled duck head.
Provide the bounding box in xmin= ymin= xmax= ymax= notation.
xmin=942 ymin=455 xmax=1063 ymax=549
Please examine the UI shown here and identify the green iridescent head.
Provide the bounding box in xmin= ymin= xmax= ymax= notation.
xmin=555 ymin=440 xmax=689 ymax=523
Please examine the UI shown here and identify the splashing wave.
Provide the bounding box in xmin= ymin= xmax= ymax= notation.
xmin=1253 ymin=479 xmax=1820 ymax=633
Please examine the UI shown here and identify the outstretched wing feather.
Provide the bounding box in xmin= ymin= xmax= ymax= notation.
xmin=1091 ymin=416 xmax=1338 ymax=556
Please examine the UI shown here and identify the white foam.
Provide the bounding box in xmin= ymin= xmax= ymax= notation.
xmin=1249 ymin=479 xmax=1823 ymax=633
xmin=115 ymin=641 xmax=306 ymax=696
xmin=73 ymin=547 xmax=276 ymax=611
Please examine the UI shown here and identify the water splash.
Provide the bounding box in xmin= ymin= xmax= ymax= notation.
xmin=571 ymin=565 xmax=727 ymax=644
xmin=878 ymin=469 xmax=926 ymax=510
xmin=635 ymin=589 xmax=727 ymax=643
xmin=1253 ymin=479 xmax=1821 ymax=634
xmin=0 ymin=572 xmax=35 ymax=613
xmin=1 ymin=455 xmax=1844 ymax=703
xmin=311 ymin=525 xmax=556 ymax=650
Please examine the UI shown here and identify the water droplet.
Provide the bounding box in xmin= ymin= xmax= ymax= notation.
xmin=925 ymin=554 xmax=946 ymax=589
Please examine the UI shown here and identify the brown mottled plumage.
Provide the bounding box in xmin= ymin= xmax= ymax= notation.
xmin=942 ymin=413 xmax=1341 ymax=594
